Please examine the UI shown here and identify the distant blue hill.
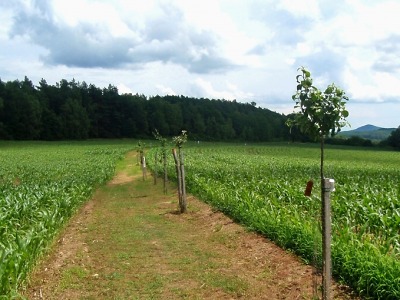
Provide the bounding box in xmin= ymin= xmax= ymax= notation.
xmin=338 ymin=124 xmax=396 ymax=141
xmin=352 ymin=124 xmax=382 ymax=132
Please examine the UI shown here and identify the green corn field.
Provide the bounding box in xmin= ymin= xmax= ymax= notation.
xmin=149 ymin=142 xmax=400 ymax=299
xmin=0 ymin=141 xmax=134 ymax=298
xmin=1 ymin=141 xmax=399 ymax=299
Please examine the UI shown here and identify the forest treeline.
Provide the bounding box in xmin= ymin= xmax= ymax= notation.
xmin=1 ymin=76 xmax=399 ymax=149
xmin=0 ymin=77 xmax=289 ymax=141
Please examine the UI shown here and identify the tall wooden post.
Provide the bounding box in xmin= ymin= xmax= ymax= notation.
xmin=172 ymin=130 xmax=188 ymax=213
xmin=322 ymin=178 xmax=334 ymax=300
xmin=172 ymin=148 xmax=187 ymax=213
xmin=153 ymin=151 xmax=158 ymax=185
xmin=163 ymin=150 xmax=168 ymax=194
xmin=172 ymin=149 xmax=182 ymax=210
xmin=178 ymin=146 xmax=187 ymax=213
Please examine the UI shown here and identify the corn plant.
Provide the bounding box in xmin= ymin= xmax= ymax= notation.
xmin=0 ymin=141 xmax=133 ymax=297
xmin=147 ymin=143 xmax=400 ymax=299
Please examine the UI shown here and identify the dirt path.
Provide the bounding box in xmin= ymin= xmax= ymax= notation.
xmin=21 ymin=153 xmax=358 ymax=299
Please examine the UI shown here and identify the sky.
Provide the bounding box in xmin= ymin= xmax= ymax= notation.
xmin=0 ymin=0 xmax=399 ymax=130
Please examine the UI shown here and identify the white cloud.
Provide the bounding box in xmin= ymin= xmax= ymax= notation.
xmin=191 ymin=78 xmax=253 ymax=100
xmin=191 ymin=78 xmax=232 ymax=100
xmin=278 ymin=0 xmax=320 ymax=19
xmin=117 ymin=83 xmax=133 ymax=94
xmin=0 ymin=6 xmax=13 ymax=38
xmin=156 ymin=84 xmax=177 ymax=95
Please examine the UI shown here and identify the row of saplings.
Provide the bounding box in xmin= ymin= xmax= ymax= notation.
xmin=137 ymin=129 xmax=188 ymax=214
xmin=136 ymin=67 xmax=349 ymax=300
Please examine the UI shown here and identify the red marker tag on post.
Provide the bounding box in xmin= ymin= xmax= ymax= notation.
xmin=304 ymin=180 xmax=313 ymax=197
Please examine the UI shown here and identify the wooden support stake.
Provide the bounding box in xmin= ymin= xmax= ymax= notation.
xmin=322 ymin=178 xmax=334 ymax=300
xmin=172 ymin=148 xmax=183 ymax=211
xmin=178 ymin=147 xmax=187 ymax=213
xmin=153 ymin=151 xmax=158 ymax=185
xmin=163 ymin=151 xmax=168 ymax=194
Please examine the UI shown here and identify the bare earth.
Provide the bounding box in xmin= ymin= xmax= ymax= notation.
xmin=21 ymin=157 xmax=359 ymax=300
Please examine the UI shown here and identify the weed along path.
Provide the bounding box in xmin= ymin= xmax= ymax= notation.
xmin=23 ymin=152 xmax=358 ymax=300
